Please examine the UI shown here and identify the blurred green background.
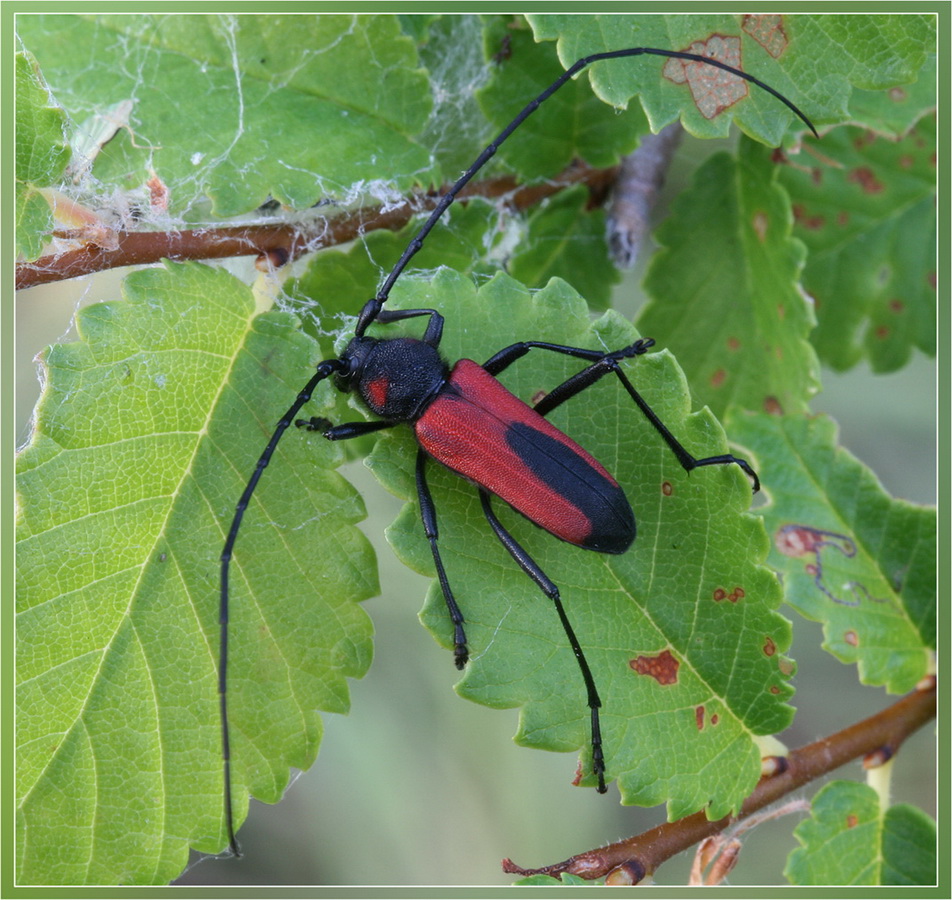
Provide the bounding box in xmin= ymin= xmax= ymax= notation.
xmin=16 ymin=134 xmax=936 ymax=887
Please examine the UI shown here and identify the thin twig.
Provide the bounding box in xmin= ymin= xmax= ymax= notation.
xmin=16 ymin=163 xmax=619 ymax=290
xmin=502 ymin=675 xmax=936 ymax=883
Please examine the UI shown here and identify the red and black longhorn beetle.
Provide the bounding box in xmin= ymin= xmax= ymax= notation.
xmin=220 ymin=45 xmax=817 ymax=854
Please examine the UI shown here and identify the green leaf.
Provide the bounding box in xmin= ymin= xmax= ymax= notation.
xmin=639 ymin=138 xmax=820 ymax=418
xmin=15 ymin=262 xmax=376 ymax=884
xmin=728 ymin=412 xmax=935 ymax=692
xmin=529 ymin=14 xmax=934 ymax=138
xmin=847 ymin=54 xmax=937 ymax=137
xmin=780 ymin=115 xmax=937 ymax=372
xmin=477 ymin=24 xmax=647 ymax=179
xmin=786 ymin=782 xmax=937 ymax=885
xmin=15 ymin=50 xmax=70 ymax=260
xmin=15 ymin=15 xmax=434 ymax=217
xmin=370 ymin=270 xmax=792 ymax=822
xmin=509 ymin=185 xmax=620 ymax=310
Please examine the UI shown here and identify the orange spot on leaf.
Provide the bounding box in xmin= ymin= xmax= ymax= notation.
xmin=848 ymin=166 xmax=885 ymax=194
xmin=662 ymin=481 xmax=673 ymax=496
xmin=845 ymin=630 xmax=859 ymax=646
xmin=792 ymin=203 xmax=826 ymax=230
xmin=764 ymin=636 xmax=777 ymax=656
xmin=711 ymin=368 xmax=726 ymax=388
xmin=727 ymin=336 xmax=740 ymax=351
xmin=713 ymin=588 xmax=728 ymax=601
xmin=663 ymin=35 xmax=747 ymax=119
xmin=696 ymin=705 xmax=705 ymax=730
xmin=630 ymin=649 xmax=680 ymax=685
xmin=889 ymin=298 xmax=905 ymax=313
xmin=846 ymin=814 xmax=859 ymax=828
xmin=764 ymin=396 xmax=783 ymax=415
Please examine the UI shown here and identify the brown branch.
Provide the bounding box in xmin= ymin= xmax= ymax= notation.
xmin=503 ymin=674 xmax=936 ymax=884
xmin=16 ymin=163 xmax=620 ymax=291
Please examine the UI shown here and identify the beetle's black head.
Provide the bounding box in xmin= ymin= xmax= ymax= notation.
xmin=339 ymin=335 xmax=448 ymax=423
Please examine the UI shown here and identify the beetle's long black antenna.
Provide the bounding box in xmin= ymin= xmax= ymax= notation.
xmin=219 ymin=358 xmax=345 ymax=856
xmin=355 ymin=45 xmax=817 ymax=337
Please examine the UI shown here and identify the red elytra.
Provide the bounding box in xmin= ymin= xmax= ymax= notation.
xmin=415 ymin=359 xmax=635 ymax=554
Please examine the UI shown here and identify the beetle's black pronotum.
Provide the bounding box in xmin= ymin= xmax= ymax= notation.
xmin=220 ymin=44 xmax=816 ymax=855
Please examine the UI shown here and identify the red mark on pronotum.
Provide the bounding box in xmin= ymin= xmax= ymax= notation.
xmin=630 ymin=649 xmax=680 ymax=685
xmin=662 ymin=36 xmax=747 ymax=119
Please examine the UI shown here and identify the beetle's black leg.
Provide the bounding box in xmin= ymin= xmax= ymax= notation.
xmin=484 ymin=341 xmax=759 ymax=492
xmin=416 ymin=452 xmax=469 ymax=668
xmin=355 ymin=303 xmax=444 ymax=347
xmin=478 ymin=488 xmax=606 ymax=793
xmin=296 ymin=417 xmax=395 ymax=440
xmin=482 ymin=338 xmax=654 ymax=376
